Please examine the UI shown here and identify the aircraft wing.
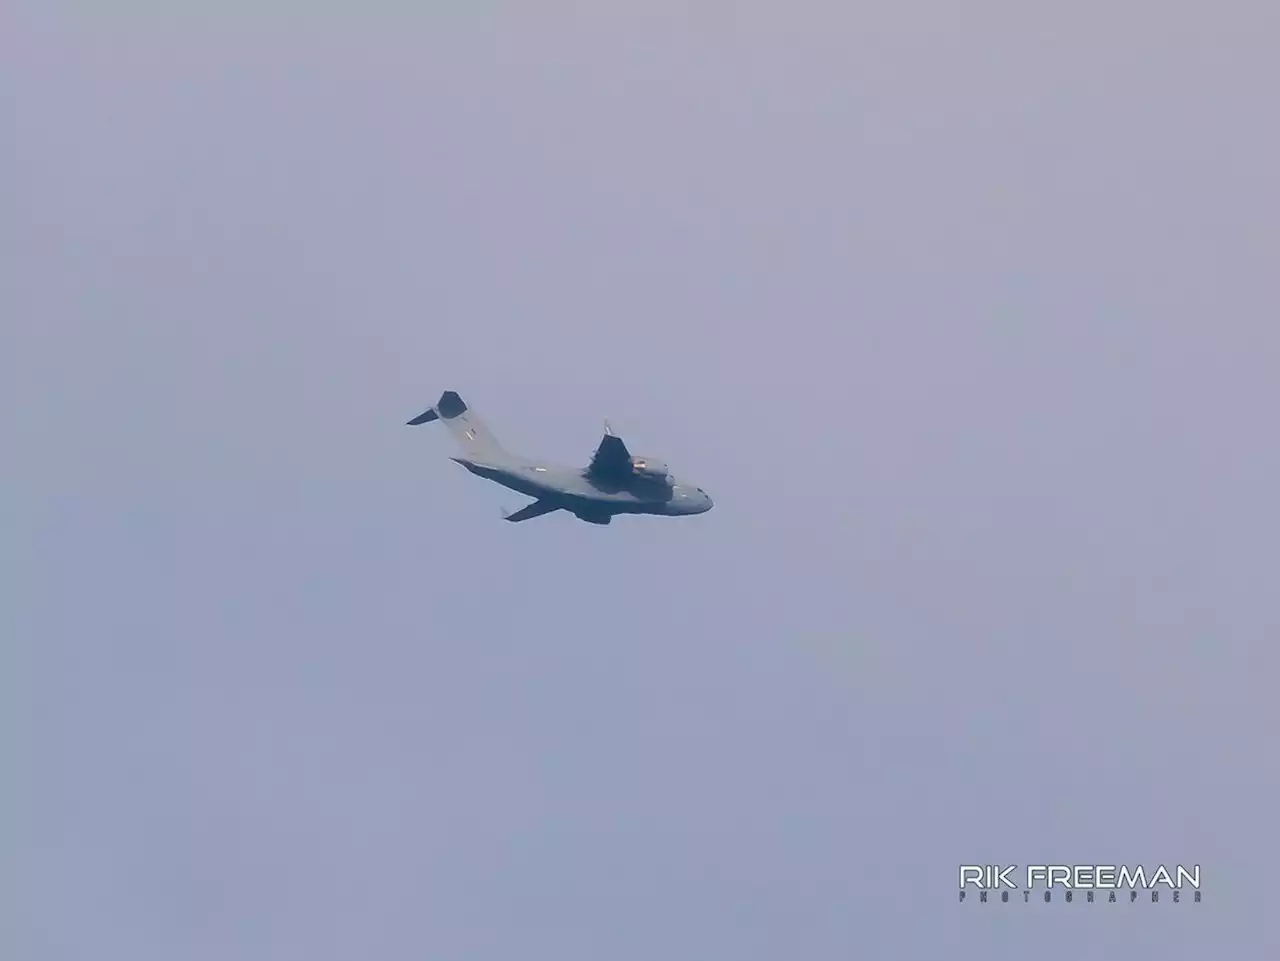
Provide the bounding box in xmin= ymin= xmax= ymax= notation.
xmin=503 ymin=499 xmax=561 ymax=522
xmin=587 ymin=422 xmax=632 ymax=480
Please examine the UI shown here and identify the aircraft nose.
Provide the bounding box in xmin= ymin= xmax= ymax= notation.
xmin=697 ymin=488 xmax=713 ymax=511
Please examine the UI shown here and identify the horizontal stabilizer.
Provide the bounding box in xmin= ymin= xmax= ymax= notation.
xmin=407 ymin=390 xmax=469 ymax=426
xmin=405 ymin=389 xmax=507 ymax=461
xmin=436 ymin=390 xmax=467 ymax=418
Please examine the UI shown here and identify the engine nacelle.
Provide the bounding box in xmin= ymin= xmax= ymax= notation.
xmin=630 ymin=456 xmax=670 ymax=480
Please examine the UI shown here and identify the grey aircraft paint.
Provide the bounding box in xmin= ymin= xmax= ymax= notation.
xmin=407 ymin=391 xmax=714 ymax=524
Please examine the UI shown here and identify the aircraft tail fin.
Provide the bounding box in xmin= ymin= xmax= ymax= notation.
xmin=406 ymin=390 xmax=507 ymax=462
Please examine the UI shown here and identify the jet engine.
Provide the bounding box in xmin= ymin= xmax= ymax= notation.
xmin=630 ymin=456 xmax=671 ymax=482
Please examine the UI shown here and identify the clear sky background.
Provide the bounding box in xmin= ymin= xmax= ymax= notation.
xmin=7 ymin=2 xmax=1279 ymax=959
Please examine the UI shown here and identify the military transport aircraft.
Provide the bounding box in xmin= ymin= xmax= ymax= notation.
xmin=407 ymin=391 xmax=713 ymax=524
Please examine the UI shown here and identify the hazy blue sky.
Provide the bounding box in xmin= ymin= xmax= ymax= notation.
xmin=8 ymin=3 xmax=1278 ymax=959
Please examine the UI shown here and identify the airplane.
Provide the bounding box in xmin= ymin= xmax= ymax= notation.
xmin=406 ymin=390 xmax=713 ymax=524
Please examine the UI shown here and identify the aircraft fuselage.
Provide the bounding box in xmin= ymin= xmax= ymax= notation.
xmin=452 ymin=457 xmax=713 ymax=519
xmin=407 ymin=390 xmax=713 ymax=524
